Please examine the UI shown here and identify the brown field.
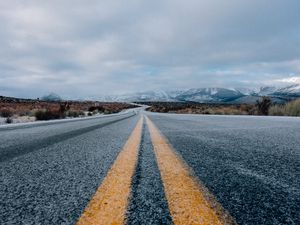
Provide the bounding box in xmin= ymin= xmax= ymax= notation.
xmin=142 ymin=99 xmax=300 ymax=116
xmin=0 ymin=96 xmax=138 ymax=123
xmin=144 ymin=102 xmax=258 ymax=115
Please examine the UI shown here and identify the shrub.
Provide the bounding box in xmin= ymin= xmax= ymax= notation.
xmin=285 ymin=99 xmax=300 ymax=116
xmin=269 ymin=99 xmax=300 ymax=116
xmin=88 ymin=106 xmax=105 ymax=113
xmin=1 ymin=108 xmax=13 ymax=118
xmin=67 ymin=110 xmax=84 ymax=118
xmin=67 ymin=111 xmax=78 ymax=117
xmin=256 ymin=97 xmax=272 ymax=115
xmin=35 ymin=110 xmax=62 ymax=120
xmin=269 ymin=105 xmax=285 ymax=116
xmin=59 ymin=103 xmax=70 ymax=114
xmin=5 ymin=117 xmax=13 ymax=124
xmin=19 ymin=111 xmax=30 ymax=117
xmin=104 ymin=109 xmax=118 ymax=114
xmin=88 ymin=106 xmax=97 ymax=112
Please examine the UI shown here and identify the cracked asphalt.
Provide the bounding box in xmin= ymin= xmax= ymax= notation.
xmin=0 ymin=110 xmax=299 ymax=225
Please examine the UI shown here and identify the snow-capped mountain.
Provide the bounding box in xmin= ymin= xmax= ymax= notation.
xmin=109 ymin=88 xmax=244 ymax=103
xmin=108 ymin=84 xmax=300 ymax=103
xmin=115 ymin=91 xmax=175 ymax=102
xmin=231 ymin=87 xmax=257 ymax=96
xmin=256 ymin=86 xmax=278 ymax=96
xmin=175 ymin=88 xmax=244 ymax=103
xmin=272 ymin=84 xmax=300 ymax=97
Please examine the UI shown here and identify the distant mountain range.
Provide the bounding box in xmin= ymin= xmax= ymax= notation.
xmin=100 ymin=84 xmax=300 ymax=103
xmin=1 ymin=84 xmax=299 ymax=104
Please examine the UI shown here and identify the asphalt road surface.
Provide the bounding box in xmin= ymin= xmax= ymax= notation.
xmin=0 ymin=110 xmax=299 ymax=225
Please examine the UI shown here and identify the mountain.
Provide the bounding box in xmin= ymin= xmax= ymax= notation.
xmin=175 ymin=88 xmax=244 ymax=103
xmin=232 ymin=87 xmax=257 ymax=96
xmin=110 ymin=85 xmax=300 ymax=103
xmin=2 ymin=84 xmax=299 ymax=104
xmin=121 ymin=91 xmax=174 ymax=102
xmin=110 ymin=88 xmax=245 ymax=103
xmin=255 ymin=86 xmax=277 ymax=96
xmin=0 ymin=96 xmax=37 ymax=103
xmin=41 ymin=93 xmax=62 ymax=102
xmin=272 ymin=84 xmax=300 ymax=97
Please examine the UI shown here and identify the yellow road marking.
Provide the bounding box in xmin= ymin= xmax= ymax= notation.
xmin=77 ymin=117 xmax=143 ymax=225
xmin=146 ymin=116 xmax=236 ymax=225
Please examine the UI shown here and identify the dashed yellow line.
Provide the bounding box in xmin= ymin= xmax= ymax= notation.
xmin=77 ymin=117 xmax=143 ymax=225
xmin=146 ymin=116 xmax=236 ymax=225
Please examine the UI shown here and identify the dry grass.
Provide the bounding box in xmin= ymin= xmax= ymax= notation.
xmin=144 ymin=99 xmax=300 ymax=117
xmin=269 ymin=99 xmax=300 ymax=116
xmin=145 ymin=102 xmax=258 ymax=115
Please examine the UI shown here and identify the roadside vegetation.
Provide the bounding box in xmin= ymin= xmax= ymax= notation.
xmin=0 ymin=96 xmax=138 ymax=123
xmin=143 ymin=97 xmax=300 ymax=117
xmin=269 ymin=99 xmax=300 ymax=116
xmin=144 ymin=102 xmax=258 ymax=115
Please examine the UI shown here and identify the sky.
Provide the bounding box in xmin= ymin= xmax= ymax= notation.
xmin=0 ymin=0 xmax=300 ymax=99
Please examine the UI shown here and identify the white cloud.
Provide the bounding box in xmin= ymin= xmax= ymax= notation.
xmin=275 ymin=76 xmax=300 ymax=84
xmin=0 ymin=0 xmax=300 ymax=98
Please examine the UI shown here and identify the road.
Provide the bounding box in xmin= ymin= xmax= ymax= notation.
xmin=0 ymin=110 xmax=299 ymax=224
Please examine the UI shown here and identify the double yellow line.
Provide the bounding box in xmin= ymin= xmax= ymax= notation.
xmin=77 ymin=116 xmax=236 ymax=225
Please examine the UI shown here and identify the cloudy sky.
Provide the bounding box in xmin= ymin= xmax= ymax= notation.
xmin=0 ymin=0 xmax=300 ymax=99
